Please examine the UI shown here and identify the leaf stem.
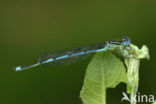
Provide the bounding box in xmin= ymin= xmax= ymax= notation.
xmin=126 ymin=58 xmax=140 ymax=104
xmin=125 ymin=45 xmax=149 ymax=104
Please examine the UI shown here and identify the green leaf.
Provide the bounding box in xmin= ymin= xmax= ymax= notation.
xmin=80 ymin=52 xmax=127 ymax=104
xmin=153 ymin=101 xmax=156 ymax=104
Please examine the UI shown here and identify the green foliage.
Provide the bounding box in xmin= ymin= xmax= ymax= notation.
xmin=153 ymin=101 xmax=156 ymax=104
xmin=80 ymin=52 xmax=127 ymax=104
xmin=80 ymin=44 xmax=149 ymax=104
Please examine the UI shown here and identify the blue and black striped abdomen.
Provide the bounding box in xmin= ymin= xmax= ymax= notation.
xmin=38 ymin=42 xmax=108 ymax=65
xmin=13 ymin=36 xmax=130 ymax=71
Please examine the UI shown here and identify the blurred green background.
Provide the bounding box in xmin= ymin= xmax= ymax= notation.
xmin=0 ymin=0 xmax=155 ymax=104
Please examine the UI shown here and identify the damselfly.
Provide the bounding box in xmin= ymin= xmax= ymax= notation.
xmin=13 ymin=36 xmax=131 ymax=71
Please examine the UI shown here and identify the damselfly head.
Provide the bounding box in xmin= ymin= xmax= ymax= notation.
xmin=122 ymin=36 xmax=130 ymax=46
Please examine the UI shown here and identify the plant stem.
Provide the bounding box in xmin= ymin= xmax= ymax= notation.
xmin=125 ymin=45 xmax=149 ymax=104
xmin=126 ymin=58 xmax=140 ymax=104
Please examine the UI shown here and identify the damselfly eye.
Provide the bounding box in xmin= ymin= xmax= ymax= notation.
xmin=122 ymin=36 xmax=130 ymax=46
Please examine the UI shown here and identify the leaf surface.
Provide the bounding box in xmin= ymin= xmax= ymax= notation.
xmin=80 ymin=52 xmax=127 ymax=104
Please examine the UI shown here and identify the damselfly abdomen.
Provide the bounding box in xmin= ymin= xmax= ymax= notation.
xmin=13 ymin=36 xmax=130 ymax=71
